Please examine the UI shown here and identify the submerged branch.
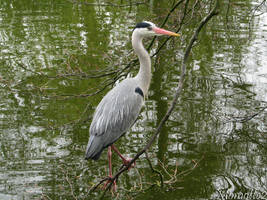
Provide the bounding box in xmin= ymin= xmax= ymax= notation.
xmin=92 ymin=0 xmax=219 ymax=197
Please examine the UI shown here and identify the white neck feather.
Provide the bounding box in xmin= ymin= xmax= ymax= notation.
xmin=132 ymin=31 xmax=151 ymax=95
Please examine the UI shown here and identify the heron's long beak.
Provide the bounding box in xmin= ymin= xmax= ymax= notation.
xmin=153 ymin=27 xmax=180 ymax=37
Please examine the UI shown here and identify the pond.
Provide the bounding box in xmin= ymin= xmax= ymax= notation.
xmin=0 ymin=0 xmax=266 ymax=199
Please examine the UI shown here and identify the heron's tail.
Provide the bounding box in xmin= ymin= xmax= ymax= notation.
xmin=85 ymin=135 xmax=104 ymax=160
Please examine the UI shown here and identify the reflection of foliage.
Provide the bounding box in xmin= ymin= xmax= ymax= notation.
xmin=1 ymin=0 xmax=266 ymax=199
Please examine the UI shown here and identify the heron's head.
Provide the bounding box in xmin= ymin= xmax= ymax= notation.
xmin=133 ymin=21 xmax=180 ymax=38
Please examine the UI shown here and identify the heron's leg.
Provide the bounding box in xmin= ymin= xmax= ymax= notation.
xmin=111 ymin=144 xmax=136 ymax=169
xmin=103 ymin=146 xmax=116 ymax=192
xmin=108 ymin=146 xmax=112 ymax=177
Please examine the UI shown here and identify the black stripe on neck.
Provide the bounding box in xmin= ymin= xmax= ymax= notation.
xmin=135 ymin=87 xmax=144 ymax=98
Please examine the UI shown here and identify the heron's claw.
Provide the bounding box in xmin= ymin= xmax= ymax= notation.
xmin=122 ymin=158 xmax=136 ymax=170
xmin=102 ymin=175 xmax=117 ymax=192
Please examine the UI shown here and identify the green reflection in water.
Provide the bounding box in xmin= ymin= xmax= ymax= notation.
xmin=0 ymin=0 xmax=266 ymax=199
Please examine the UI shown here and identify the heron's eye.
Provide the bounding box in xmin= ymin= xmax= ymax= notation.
xmin=147 ymin=26 xmax=152 ymax=31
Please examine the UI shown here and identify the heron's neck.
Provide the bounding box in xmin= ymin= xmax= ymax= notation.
xmin=132 ymin=33 xmax=151 ymax=95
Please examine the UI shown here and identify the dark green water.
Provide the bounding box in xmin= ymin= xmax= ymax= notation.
xmin=0 ymin=0 xmax=266 ymax=199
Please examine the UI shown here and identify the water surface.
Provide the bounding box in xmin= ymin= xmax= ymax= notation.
xmin=0 ymin=0 xmax=266 ymax=199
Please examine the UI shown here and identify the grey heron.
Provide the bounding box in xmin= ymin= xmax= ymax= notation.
xmin=85 ymin=21 xmax=179 ymax=188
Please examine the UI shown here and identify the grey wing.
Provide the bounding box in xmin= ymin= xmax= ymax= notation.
xmin=85 ymin=80 xmax=144 ymax=160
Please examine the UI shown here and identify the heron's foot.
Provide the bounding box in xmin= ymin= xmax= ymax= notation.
xmin=122 ymin=157 xmax=136 ymax=170
xmin=102 ymin=176 xmax=117 ymax=192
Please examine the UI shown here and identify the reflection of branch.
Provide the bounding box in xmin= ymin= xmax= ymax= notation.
xmin=249 ymin=0 xmax=266 ymax=17
xmin=17 ymin=62 xmax=121 ymax=80
xmin=177 ymin=156 xmax=204 ymax=177
xmin=15 ymin=56 xmax=138 ymax=100
xmin=159 ymin=155 xmax=204 ymax=185
xmin=238 ymin=106 xmax=267 ymax=123
xmin=60 ymin=166 xmax=78 ymax=200
xmin=149 ymin=0 xmax=189 ymax=56
xmin=225 ymin=106 xmax=267 ymax=123
xmin=248 ymin=0 xmax=266 ymax=39
xmin=225 ymin=0 xmax=230 ymax=30
xmin=41 ymin=194 xmax=53 ymax=200
xmin=67 ymin=0 xmax=147 ymax=7
xmin=110 ymin=156 xmax=204 ymax=196
xmin=145 ymin=151 xmax=163 ymax=188
xmin=147 ymin=0 xmax=185 ymax=51
xmin=91 ymin=0 xmax=219 ymax=197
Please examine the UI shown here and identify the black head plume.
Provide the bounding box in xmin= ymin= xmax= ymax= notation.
xmin=133 ymin=21 xmax=153 ymax=32
xmin=135 ymin=22 xmax=151 ymax=29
